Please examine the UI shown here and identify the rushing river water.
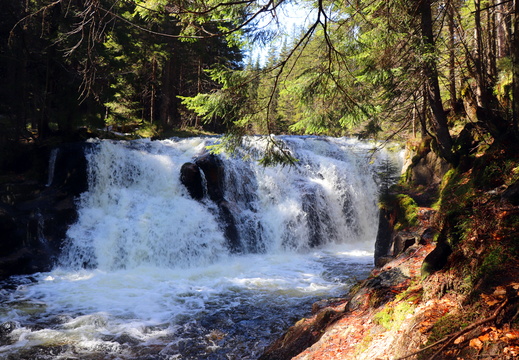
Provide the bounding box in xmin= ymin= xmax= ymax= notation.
xmin=0 ymin=136 xmax=401 ymax=360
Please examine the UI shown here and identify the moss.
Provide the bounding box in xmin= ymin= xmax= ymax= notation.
xmin=426 ymin=305 xmax=483 ymax=345
xmin=373 ymin=300 xmax=416 ymax=330
xmin=477 ymin=246 xmax=509 ymax=280
xmin=393 ymin=194 xmax=419 ymax=230
xmin=354 ymin=333 xmax=374 ymax=357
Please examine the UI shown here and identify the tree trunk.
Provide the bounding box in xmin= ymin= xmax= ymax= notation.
xmin=160 ymin=59 xmax=173 ymax=129
xmin=496 ymin=0 xmax=511 ymax=58
xmin=418 ymin=0 xmax=454 ymax=163
xmin=150 ymin=57 xmax=157 ymax=124
xmin=487 ymin=0 xmax=497 ymax=81
xmin=513 ymin=0 xmax=519 ymax=135
xmin=448 ymin=0 xmax=457 ymax=111
xmin=473 ymin=0 xmax=489 ymax=108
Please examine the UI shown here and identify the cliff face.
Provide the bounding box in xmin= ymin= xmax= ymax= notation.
xmin=259 ymin=131 xmax=519 ymax=360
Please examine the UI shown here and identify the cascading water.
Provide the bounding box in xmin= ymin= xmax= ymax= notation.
xmin=0 ymin=136 xmax=402 ymax=360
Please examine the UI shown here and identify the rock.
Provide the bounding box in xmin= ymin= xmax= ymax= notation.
xmin=195 ymin=153 xmax=224 ymax=202
xmin=217 ymin=200 xmax=241 ymax=253
xmin=347 ymin=267 xmax=410 ymax=311
xmin=258 ymin=308 xmax=339 ymax=360
xmin=421 ymin=240 xmax=452 ymax=277
xmin=409 ymin=149 xmax=451 ymax=187
xmin=0 ymin=321 xmax=16 ymax=336
xmin=391 ymin=231 xmax=419 ymax=256
xmin=311 ymin=298 xmax=346 ymax=314
xmin=50 ymin=142 xmax=93 ymax=196
xmin=180 ymin=162 xmax=204 ymax=200
xmin=375 ymin=208 xmax=393 ymax=267
xmin=502 ymin=181 xmax=519 ymax=206
xmin=0 ymin=142 xmax=92 ymax=279
xmin=0 ymin=321 xmax=16 ymax=346
xmin=191 ymin=153 xmax=242 ymax=252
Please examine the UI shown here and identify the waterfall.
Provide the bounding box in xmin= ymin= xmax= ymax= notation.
xmin=0 ymin=136 xmax=402 ymax=360
xmin=60 ymin=136 xmax=387 ymax=270
xmin=45 ymin=148 xmax=59 ymax=187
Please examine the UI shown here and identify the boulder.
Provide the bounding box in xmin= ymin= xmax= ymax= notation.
xmin=375 ymin=208 xmax=393 ymax=267
xmin=258 ymin=308 xmax=340 ymax=360
xmin=191 ymin=153 xmax=242 ymax=252
xmin=195 ymin=153 xmax=224 ymax=202
xmin=50 ymin=142 xmax=93 ymax=196
xmin=180 ymin=162 xmax=204 ymax=200
xmin=391 ymin=231 xmax=419 ymax=256
xmin=217 ymin=200 xmax=241 ymax=253
xmin=409 ymin=149 xmax=451 ymax=187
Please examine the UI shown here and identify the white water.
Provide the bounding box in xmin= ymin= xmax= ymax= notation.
xmin=0 ymin=136 xmax=401 ymax=360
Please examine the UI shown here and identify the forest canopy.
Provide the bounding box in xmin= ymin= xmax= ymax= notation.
xmin=1 ymin=0 xmax=519 ymax=165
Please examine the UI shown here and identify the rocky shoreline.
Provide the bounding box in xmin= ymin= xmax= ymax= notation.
xmin=258 ymin=135 xmax=519 ymax=360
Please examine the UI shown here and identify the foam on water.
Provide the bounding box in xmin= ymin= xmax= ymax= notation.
xmin=0 ymin=136 xmax=402 ymax=359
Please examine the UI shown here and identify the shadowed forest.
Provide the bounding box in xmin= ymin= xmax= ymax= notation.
xmin=1 ymin=0 xmax=518 ymax=155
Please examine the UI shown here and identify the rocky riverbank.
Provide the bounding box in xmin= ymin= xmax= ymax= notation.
xmin=259 ymin=132 xmax=519 ymax=360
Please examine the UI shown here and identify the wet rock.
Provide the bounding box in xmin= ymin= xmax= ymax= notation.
xmin=0 ymin=142 xmax=92 ymax=278
xmin=217 ymin=200 xmax=241 ymax=253
xmin=347 ymin=267 xmax=410 ymax=310
xmin=311 ymin=298 xmax=346 ymax=314
xmin=195 ymin=153 xmax=224 ymax=202
xmin=188 ymin=153 xmax=242 ymax=252
xmin=375 ymin=208 xmax=393 ymax=267
xmin=180 ymin=162 xmax=204 ymax=200
xmin=258 ymin=308 xmax=340 ymax=360
xmin=0 ymin=321 xmax=17 ymax=346
xmin=0 ymin=321 xmax=16 ymax=336
xmin=50 ymin=142 xmax=93 ymax=196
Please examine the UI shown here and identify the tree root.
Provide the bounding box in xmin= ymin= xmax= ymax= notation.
xmin=395 ymin=299 xmax=508 ymax=360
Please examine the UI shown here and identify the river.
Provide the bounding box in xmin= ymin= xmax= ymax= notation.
xmin=0 ymin=136 xmax=401 ymax=359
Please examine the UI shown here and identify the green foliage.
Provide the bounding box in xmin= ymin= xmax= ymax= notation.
xmin=376 ymin=158 xmax=401 ymax=201
xmin=180 ymin=65 xmax=251 ymax=126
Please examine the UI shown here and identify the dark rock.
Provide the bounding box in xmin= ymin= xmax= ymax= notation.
xmin=0 ymin=321 xmax=16 ymax=346
xmin=502 ymin=181 xmax=519 ymax=206
xmin=0 ymin=142 xmax=92 ymax=278
xmin=375 ymin=208 xmax=394 ymax=267
xmin=421 ymin=227 xmax=437 ymax=242
xmin=311 ymin=298 xmax=346 ymax=314
xmin=391 ymin=232 xmax=419 ymax=256
xmin=421 ymin=240 xmax=452 ymax=277
xmin=347 ymin=267 xmax=410 ymax=311
xmin=0 ymin=321 xmax=16 ymax=336
xmin=195 ymin=153 xmax=224 ymax=202
xmin=180 ymin=162 xmax=204 ymax=200
xmin=50 ymin=142 xmax=93 ymax=196
xmin=300 ymin=184 xmax=330 ymax=248
xmin=258 ymin=308 xmax=339 ymax=360
xmin=217 ymin=200 xmax=241 ymax=253
xmin=191 ymin=153 xmax=242 ymax=252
